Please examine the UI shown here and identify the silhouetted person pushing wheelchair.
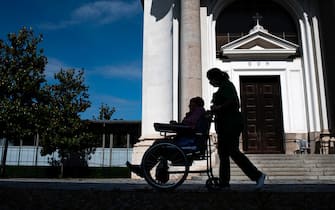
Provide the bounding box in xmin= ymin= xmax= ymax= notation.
xmin=207 ymin=68 xmax=266 ymax=190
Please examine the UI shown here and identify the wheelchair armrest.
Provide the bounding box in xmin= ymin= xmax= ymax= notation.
xmin=154 ymin=122 xmax=193 ymax=133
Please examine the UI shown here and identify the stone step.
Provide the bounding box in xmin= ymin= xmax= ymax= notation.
xmin=214 ymin=168 xmax=335 ymax=175
xmin=234 ymin=164 xmax=335 ymax=169
xmin=194 ymin=154 xmax=335 ymax=181
xmin=194 ymin=174 xmax=335 ymax=181
xmin=246 ymin=157 xmax=335 ymax=162
xmin=249 ymin=163 xmax=335 ymax=168
xmin=231 ymin=171 xmax=335 ymax=176
xmin=232 ymin=161 xmax=335 ymax=167
xmin=243 ymin=154 xmax=335 ymax=161
xmin=193 ymin=175 xmax=335 ymax=181
xmin=249 ymin=161 xmax=335 ymax=166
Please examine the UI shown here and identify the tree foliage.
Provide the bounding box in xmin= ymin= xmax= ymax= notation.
xmin=95 ymin=103 xmax=116 ymax=120
xmin=39 ymin=69 xmax=98 ymax=176
xmin=0 ymin=27 xmax=47 ymax=141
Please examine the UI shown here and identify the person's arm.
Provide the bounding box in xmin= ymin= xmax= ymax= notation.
xmin=211 ymin=99 xmax=237 ymax=113
xmin=211 ymin=83 xmax=239 ymax=114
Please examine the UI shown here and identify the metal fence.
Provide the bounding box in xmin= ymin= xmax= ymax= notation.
xmin=0 ymin=146 xmax=133 ymax=167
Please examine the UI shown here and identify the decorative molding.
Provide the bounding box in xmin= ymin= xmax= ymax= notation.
xmin=221 ymin=24 xmax=299 ymax=60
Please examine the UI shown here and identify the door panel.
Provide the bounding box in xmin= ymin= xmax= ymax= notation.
xmin=240 ymin=76 xmax=284 ymax=154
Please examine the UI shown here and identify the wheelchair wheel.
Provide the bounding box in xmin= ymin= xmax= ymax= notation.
xmin=141 ymin=142 xmax=189 ymax=190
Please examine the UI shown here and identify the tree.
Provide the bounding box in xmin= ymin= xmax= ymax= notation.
xmin=95 ymin=103 xmax=116 ymax=120
xmin=0 ymin=27 xmax=47 ymax=176
xmin=39 ymin=69 xmax=97 ymax=177
xmin=0 ymin=27 xmax=98 ymax=177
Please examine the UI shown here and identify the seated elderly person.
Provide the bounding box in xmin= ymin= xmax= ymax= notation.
xmin=172 ymin=96 xmax=206 ymax=150
xmin=127 ymin=97 xmax=207 ymax=178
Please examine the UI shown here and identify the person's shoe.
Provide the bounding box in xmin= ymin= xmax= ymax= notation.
xmin=255 ymin=173 xmax=266 ymax=189
xmin=219 ymin=183 xmax=231 ymax=190
xmin=126 ymin=161 xmax=144 ymax=178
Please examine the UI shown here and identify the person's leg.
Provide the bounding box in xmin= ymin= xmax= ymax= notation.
xmin=227 ymin=129 xmax=263 ymax=182
xmin=126 ymin=161 xmax=144 ymax=177
xmin=230 ymin=150 xmax=262 ymax=181
xmin=127 ymin=140 xmax=168 ymax=177
xmin=217 ymin=134 xmax=231 ymax=187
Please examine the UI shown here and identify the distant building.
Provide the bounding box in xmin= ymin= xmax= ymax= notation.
xmin=88 ymin=120 xmax=141 ymax=148
xmin=0 ymin=120 xmax=141 ymax=166
xmin=2 ymin=120 xmax=141 ymax=148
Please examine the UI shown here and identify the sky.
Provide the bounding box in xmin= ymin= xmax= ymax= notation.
xmin=0 ymin=0 xmax=143 ymax=120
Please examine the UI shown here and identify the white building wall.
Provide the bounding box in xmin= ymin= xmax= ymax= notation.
xmin=211 ymin=59 xmax=307 ymax=135
xmin=0 ymin=146 xmax=132 ymax=167
xmin=286 ymin=59 xmax=308 ymax=133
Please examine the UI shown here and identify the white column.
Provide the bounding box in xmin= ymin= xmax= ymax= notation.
xmin=141 ymin=0 xmax=173 ymax=138
xmin=109 ymin=134 xmax=113 ymax=167
xmin=312 ymin=16 xmax=329 ymax=131
xmin=180 ymin=0 xmax=202 ymax=120
xmin=304 ymin=13 xmax=321 ymax=132
xmin=201 ymin=11 xmax=216 ymax=110
xmin=299 ymin=18 xmax=314 ymax=132
xmin=200 ymin=7 xmax=210 ymax=107
xmin=172 ymin=2 xmax=180 ymax=122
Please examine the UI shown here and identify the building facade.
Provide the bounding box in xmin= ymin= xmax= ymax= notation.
xmin=135 ymin=0 xmax=335 ymax=160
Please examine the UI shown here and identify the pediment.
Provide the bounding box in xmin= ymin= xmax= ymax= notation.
xmin=221 ymin=24 xmax=299 ymax=60
xmin=236 ymin=37 xmax=282 ymax=49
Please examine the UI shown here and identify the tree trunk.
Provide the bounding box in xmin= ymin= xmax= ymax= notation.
xmin=1 ymin=138 xmax=9 ymax=177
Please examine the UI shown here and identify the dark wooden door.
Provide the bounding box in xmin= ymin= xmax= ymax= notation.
xmin=240 ymin=76 xmax=284 ymax=154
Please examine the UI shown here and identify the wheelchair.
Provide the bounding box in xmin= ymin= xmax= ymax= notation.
xmin=140 ymin=113 xmax=220 ymax=190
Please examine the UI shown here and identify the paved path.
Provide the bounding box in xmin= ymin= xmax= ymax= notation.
xmin=1 ymin=178 xmax=335 ymax=210
xmin=1 ymin=178 xmax=335 ymax=192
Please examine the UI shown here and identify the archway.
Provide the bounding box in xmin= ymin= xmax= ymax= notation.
xmin=215 ymin=0 xmax=299 ymax=56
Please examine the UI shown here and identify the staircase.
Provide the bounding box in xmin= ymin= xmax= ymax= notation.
xmin=196 ymin=154 xmax=335 ymax=182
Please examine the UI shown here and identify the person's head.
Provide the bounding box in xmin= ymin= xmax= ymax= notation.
xmin=189 ymin=97 xmax=204 ymax=111
xmin=207 ymin=68 xmax=229 ymax=87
